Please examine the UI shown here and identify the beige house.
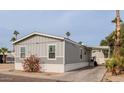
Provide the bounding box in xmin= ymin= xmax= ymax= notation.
xmin=13 ymin=32 xmax=92 ymax=73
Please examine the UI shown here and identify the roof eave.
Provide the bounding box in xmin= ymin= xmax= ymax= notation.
xmin=13 ymin=32 xmax=65 ymax=44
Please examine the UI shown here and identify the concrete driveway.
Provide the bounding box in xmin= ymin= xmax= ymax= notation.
xmin=53 ymin=66 xmax=107 ymax=82
xmin=0 ymin=64 xmax=106 ymax=82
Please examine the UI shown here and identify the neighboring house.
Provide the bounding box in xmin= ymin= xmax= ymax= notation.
xmin=0 ymin=52 xmax=14 ymax=63
xmin=89 ymin=46 xmax=110 ymax=65
xmin=13 ymin=32 xmax=92 ymax=73
xmin=6 ymin=52 xmax=14 ymax=63
xmin=0 ymin=54 xmax=6 ymax=63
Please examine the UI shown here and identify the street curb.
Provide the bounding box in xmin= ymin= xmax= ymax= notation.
xmin=100 ymin=69 xmax=107 ymax=82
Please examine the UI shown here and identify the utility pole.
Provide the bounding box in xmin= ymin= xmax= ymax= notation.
xmin=113 ymin=10 xmax=121 ymax=56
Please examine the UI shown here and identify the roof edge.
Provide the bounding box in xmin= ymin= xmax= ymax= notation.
xmin=13 ymin=32 xmax=65 ymax=44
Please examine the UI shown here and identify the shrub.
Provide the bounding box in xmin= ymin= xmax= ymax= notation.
xmin=23 ymin=55 xmax=41 ymax=72
xmin=117 ymin=56 xmax=124 ymax=69
xmin=105 ymin=56 xmax=124 ymax=75
xmin=105 ymin=57 xmax=117 ymax=72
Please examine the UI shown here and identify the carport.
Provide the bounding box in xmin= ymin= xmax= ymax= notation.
xmin=88 ymin=46 xmax=110 ymax=65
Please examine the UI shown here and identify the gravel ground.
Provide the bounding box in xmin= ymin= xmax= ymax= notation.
xmin=102 ymin=71 xmax=124 ymax=82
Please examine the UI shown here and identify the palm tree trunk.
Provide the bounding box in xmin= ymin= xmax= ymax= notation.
xmin=2 ymin=54 xmax=4 ymax=63
xmin=15 ymin=35 xmax=17 ymax=40
xmin=2 ymin=53 xmax=6 ymax=63
xmin=114 ymin=10 xmax=121 ymax=57
xmin=113 ymin=10 xmax=121 ymax=75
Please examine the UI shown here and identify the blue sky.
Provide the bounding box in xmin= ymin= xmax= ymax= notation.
xmin=0 ymin=10 xmax=123 ymax=50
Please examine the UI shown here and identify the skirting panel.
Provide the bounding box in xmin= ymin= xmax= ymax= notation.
xmin=15 ymin=62 xmax=89 ymax=73
xmin=65 ymin=62 xmax=89 ymax=72
xmin=15 ymin=63 xmax=64 ymax=73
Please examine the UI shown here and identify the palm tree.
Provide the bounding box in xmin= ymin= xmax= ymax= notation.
xmin=10 ymin=37 xmax=16 ymax=52
xmin=78 ymin=41 xmax=82 ymax=45
xmin=10 ymin=37 xmax=16 ymax=42
xmin=13 ymin=30 xmax=20 ymax=40
xmin=0 ymin=48 xmax=8 ymax=63
xmin=65 ymin=32 xmax=71 ymax=38
xmin=113 ymin=10 xmax=121 ymax=56
xmin=11 ymin=30 xmax=19 ymax=52
xmin=111 ymin=10 xmax=122 ymax=75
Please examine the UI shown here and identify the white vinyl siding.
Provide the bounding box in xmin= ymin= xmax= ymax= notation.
xmin=14 ymin=35 xmax=64 ymax=58
xmin=65 ymin=41 xmax=91 ymax=64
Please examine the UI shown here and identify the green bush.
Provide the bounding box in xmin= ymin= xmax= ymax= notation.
xmin=117 ymin=56 xmax=124 ymax=69
xmin=105 ymin=56 xmax=124 ymax=75
xmin=105 ymin=57 xmax=117 ymax=71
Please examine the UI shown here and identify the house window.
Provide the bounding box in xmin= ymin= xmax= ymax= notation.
xmin=48 ymin=45 xmax=56 ymax=59
xmin=84 ymin=51 xmax=87 ymax=55
xmin=20 ymin=47 xmax=25 ymax=58
xmin=80 ymin=49 xmax=83 ymax=60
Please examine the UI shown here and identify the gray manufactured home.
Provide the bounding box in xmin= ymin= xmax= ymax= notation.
xmin=13 ymin=32 xmax=91 ymax=73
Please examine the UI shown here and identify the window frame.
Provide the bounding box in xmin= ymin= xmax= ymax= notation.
xmin=20 ymin=46 xmax=26 ymax=58
xmin=80 ymin=48 xmax=83 ymax=60
xmin=47 ymin=44 xmax=56 ymax=60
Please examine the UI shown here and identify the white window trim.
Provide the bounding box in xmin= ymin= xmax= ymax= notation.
xmin=19 ymin=46 xmax=26 ymax=59
xmin=47 ymin=44 xmax=56 ymax=60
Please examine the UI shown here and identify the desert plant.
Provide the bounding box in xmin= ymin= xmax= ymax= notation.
xmin=116 ymin=56 xmax=124 ymax=69
xmin=105 ymin=57 xmax=117 ymax=72
xmin=105 ymin=56 xmax=124 ymax=75
xmin=23 ymin=55 xmax=41 ymax=72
